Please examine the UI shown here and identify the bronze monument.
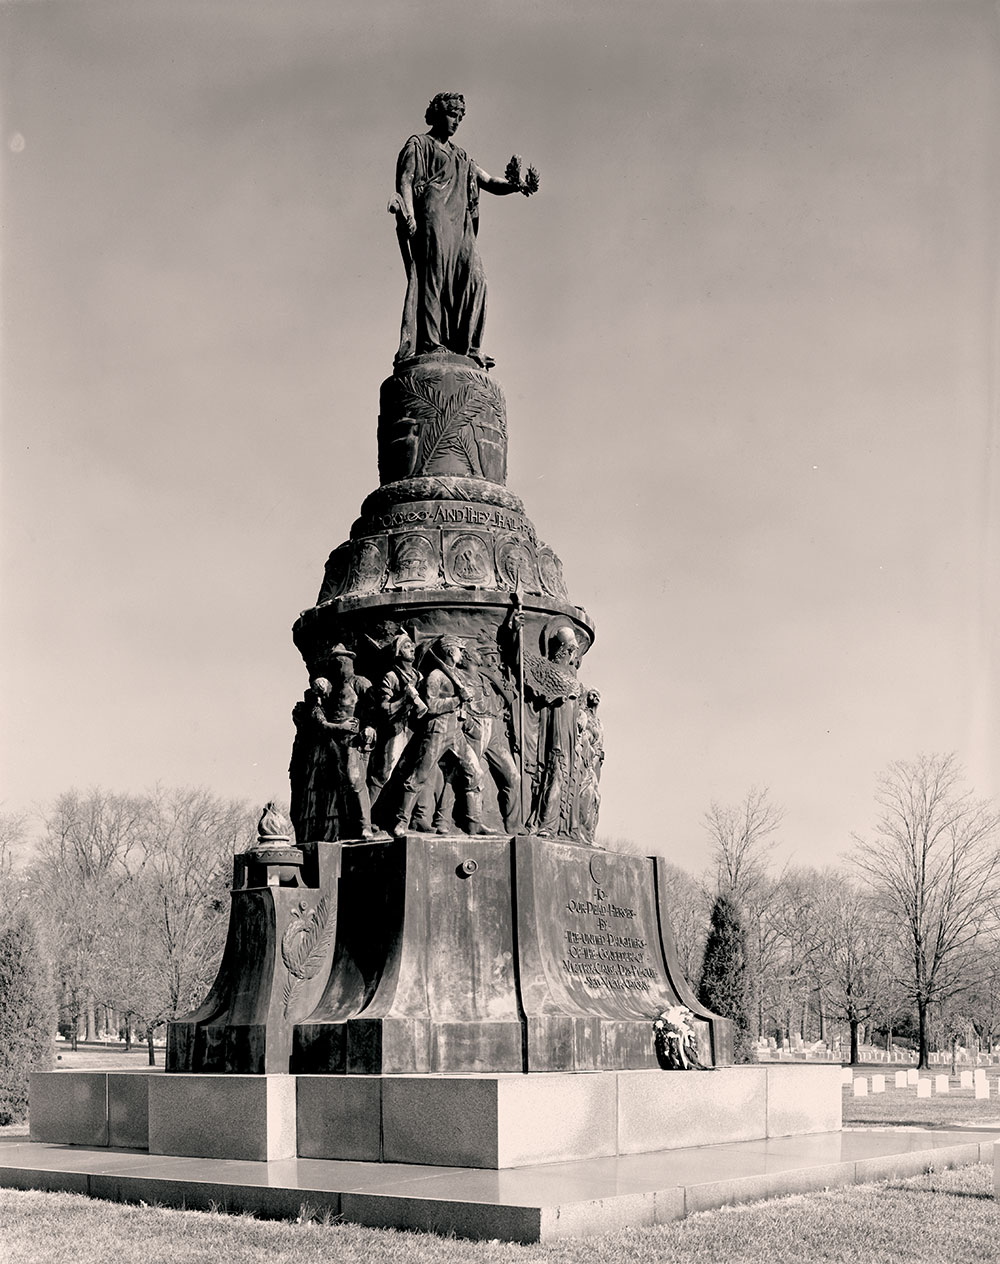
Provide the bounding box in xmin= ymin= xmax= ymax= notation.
xmin=168 ymin=93 xmax=731 ymax=1081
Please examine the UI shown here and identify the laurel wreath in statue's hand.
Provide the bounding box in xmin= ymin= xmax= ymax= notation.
xmin=505 ymin=154 xmax=540 ymax=197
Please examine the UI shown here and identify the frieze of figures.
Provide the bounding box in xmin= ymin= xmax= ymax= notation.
xmin=288 ymin=614 xmax=602 ymax=848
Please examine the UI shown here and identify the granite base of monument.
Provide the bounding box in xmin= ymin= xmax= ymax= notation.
xmin=30 ymin=1063 xmax=842 ymax=1169
xmin=7 ymin=1124 xmax=997 ymax=1243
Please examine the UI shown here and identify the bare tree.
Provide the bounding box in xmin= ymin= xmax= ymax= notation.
xmin=853 ymin=754 xmax=1000 ymax=1069
xmin=91 ymin=786 xmax=256 ymax=1063
xmin=30 ymin=791 xmax=144 ymax=1045
xmin=654 ymin=860 xmax=711 ymax=987
xmin=703 ymin=788 xmax=784 ymax=1040
xmin=766 ymin=870 xmax=825 ymax=1047
xmin=0 ymin=811 xmax=28 ymax=927
xmin=38 ymin=789 xmax=145 ymax=880
xmin=959 ymin=935 xmax=1000 ymax=1059
xmin=704 ymin=786 xmax=783 ymax=908
xmin=743 ymin=872 xmax=795 ymax=1042
xmin=29 ymin=787 xmax=255 ymax=1056
xmin=800 ymin=869 xmax=898 ymax=1064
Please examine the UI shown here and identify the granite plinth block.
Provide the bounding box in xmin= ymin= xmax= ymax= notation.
xmin=381 ymin=1072 xmax=618 ymax=1168
xmin=297 ymin=1075 xmax=382 ymax=1161
xmin=494 ymin=1072 xmax=618 ymax=1168
xmin=618 ymin=1067 xmax=766 ymax=1153
xmin=108 ymin=1073 xmax=150 ymax=1149
xmin=29 ymin=1072 xmax=108 ymax=1147
xmin=148 ymin=1074 xmax=296 ymax=1161
xmin=30 ymin=1071 xmax=154 ymax=1151
xmin=30 ymin=1064 xmax=842 ymax=1172
xmin=297 ymin=1065 xmax=841 ymax=1169
xmin=764 ymin=1064 xmax=843 ymax=1136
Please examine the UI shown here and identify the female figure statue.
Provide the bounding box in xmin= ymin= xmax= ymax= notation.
xmin=389 ymin=92 xmax=537 ymax=367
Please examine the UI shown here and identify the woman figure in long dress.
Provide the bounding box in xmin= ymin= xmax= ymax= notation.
xmin=389 ymin=92 xmax=535 ymax=367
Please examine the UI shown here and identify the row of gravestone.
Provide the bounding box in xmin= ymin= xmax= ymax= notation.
xmin=849 ymin=1068 xmax=994 ymax=1097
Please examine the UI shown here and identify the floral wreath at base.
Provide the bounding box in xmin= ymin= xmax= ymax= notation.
xmin=653 ymin=1005 xmax=708 ymax=1071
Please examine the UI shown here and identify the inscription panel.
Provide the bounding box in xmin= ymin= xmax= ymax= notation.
xmin=362 ymin=500 xmax=536 ymax=542
xmin=525 ymin=839 xmax=682 ymax=1019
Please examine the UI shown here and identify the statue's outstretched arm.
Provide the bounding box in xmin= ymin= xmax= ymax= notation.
xmin=475 ymin=164 xmax=521 ymax=197
xmin=477 ymin=156 xmax=540 ymax=197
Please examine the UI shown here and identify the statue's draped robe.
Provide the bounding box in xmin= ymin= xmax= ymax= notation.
xmin=522 ymin=652 xmax=580 ymax=837
xmin=396 ymin=133 xmax=487 ymax=362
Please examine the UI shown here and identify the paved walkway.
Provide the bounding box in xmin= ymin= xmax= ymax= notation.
xmin=1 ymin=1128 xmax=996 ymax=1242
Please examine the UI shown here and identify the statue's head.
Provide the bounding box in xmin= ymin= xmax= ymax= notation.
xmin=548 ymin=626 xmax=579 ymax=665
xmin=475 ymin=640 xmax=501 ymax=671
xmin=328 ymin=644 xmax=355 ymax=677
xmin=460 ymin=643 xmax=482 ymax=668
xmin=436 ymin=636 xmax=463 ymax=666
xmin=311 ymin=676 xmax=332 ymax=698
xmin=392 ymin=632 xmax=416 ymax=664
xmin=586 ymin=688 xmax=601 ymax=709
xmin=425 ymin=92 xmax=466 ymax=129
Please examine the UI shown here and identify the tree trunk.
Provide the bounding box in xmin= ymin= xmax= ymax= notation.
xmin=147 ymin=1028 xmax=156 ymax=1067
xmin=850 ymin=1019 xmax=860 ymax=1066
xmin=951 ymin=1036 xmax=958 ymax=1076
xmin=885 ymin=1023 xmax=892 ymax=1052
xmin=818 ymin=995 xmax=826 ymax=1044
xmin=124 ymin=1021 xmax=132 ymax=1053
xmin=917 ymin=999 xmax=930 ymax=1069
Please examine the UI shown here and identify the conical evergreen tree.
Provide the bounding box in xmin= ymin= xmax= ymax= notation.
xmin=0 ymin=909 xmax=56 ymax=1125
xmin=698 ymin=893 xmax=755 ymax=1064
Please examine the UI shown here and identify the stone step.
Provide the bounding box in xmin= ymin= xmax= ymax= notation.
xmin=1 ymin=1129 xmax=995 ymax=1243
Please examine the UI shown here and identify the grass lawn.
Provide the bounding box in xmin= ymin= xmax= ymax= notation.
xmin=1 ymin=1163 xmax=998 ymax=1263
xmin=843 ymin=1067 xmax=1000 ymax=1129
xmin=844 ymin=1091 xmax=1000 ymax=1128
xmin=50 ymin=1044 xmax=160 ymax=1072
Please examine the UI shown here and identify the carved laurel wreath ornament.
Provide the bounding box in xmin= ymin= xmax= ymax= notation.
xmin=281 ymin=897 xmax=336 ymax=1019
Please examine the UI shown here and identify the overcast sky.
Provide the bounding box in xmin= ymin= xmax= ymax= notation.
xmin=2 ymin=0 xmax=998 ymax=872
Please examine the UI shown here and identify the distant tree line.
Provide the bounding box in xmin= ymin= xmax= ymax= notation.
xmin=0 ymin=788 xmax=256 ymax=1121
xmin=648 ymin=754 xmax=1000 ymax=1068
